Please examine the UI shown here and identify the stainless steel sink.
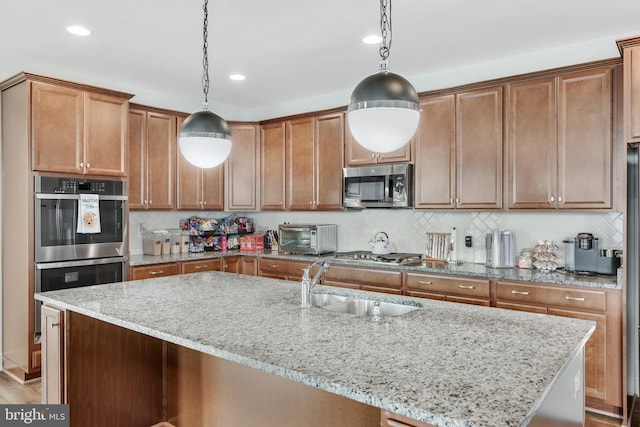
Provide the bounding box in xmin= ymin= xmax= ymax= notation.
xmin=311 ymin=292 xmax=420 ymax=317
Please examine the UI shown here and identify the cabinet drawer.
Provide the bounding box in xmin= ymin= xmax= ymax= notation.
xmin=496 ymin=281 xmax=606 ymax=312
xmin=182 ymin=258 xmax=223 ymax=274
xmin=324 ymin=265 xmax=402 ymax=290
xmin=130 ymin=263 xmax=180 ymax=280
xmin=406 ymin=273 xmax=490 ymax=298
xmin=258 ymin=258 xmax=311 ymax=279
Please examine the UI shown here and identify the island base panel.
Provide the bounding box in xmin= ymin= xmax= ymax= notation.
xmin=166 ymin=343 xmax=380 ymax=427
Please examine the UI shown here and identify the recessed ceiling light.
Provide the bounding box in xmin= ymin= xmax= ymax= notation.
xmin=66 ymin=26 xmax=92 ymax=36
xmin=229 ymin=74 xmax=246 ymax=81
xmin=362 ymin=35 xmax=381 ymax=44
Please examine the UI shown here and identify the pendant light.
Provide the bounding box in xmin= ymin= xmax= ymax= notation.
xmin=179 ymin=0 xmax=232 ymax=169
xmin=348 ymin=0 xmax=420 ymax=153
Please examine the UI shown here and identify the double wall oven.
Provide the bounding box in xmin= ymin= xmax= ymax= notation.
xmin=34 ymin=176 xmax=128 ymax=340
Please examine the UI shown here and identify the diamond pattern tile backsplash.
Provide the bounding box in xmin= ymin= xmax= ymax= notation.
xmin=130 ymin=210 xmax=623 ymax=264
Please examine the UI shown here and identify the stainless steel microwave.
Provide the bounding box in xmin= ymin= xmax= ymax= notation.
xmin=343 ymin=163 xmax=413 ymax=208
xmin=278 ymin=224 xmax=337 ymax=255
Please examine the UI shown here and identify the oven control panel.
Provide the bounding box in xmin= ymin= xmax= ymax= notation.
xmin=35 ymin=176 xmax=126 ymax=196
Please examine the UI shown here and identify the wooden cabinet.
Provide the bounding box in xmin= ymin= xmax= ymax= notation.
xmin=414 ymin=87 xmax=503 ymax=210
xmin=260 ymin=122 xmax=286 ymax=210
xmin=495 ymin=281 xmax=622 ymax=411
xmin=405 ymin=272 xmax=490 ymax=306
xmin=345 ymin=114 xmax=412 ymax=165
xmin=226 ymin=123 xmax=260 ymax=211
xmin=286 ymin=113 xmax=344 ymax=210
xmin=181 ymin=258 xmax=223 ymax=274
xmin=129 ymin=263 xmax=180 ymax=280
xmin=381 ymin=410 xmax=436 ymax=427
xmin=323 ymin=265 xmax=403 ymax=294
xmin=258 ymin=258 xmax=312 ymax=281
xmin=32 ymin=80 xmax=129 ymax=176
xmin=176 ymin=116 xmax=224 ymax=210
xmin=222 ymin=256 xmax=258 ymax=275
xmin=41 ymin=305 xmax=64 ymax=404
xmin=507 ymin=67 xmax=613 ymax=209
xmin=617 ymin=37 xmax=640 ymax=144
xmin=129 ymin=105 xmax=176 ymax=210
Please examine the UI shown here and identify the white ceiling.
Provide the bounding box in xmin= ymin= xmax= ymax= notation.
xmin=0 ymin=0 xmax=639 ymax=121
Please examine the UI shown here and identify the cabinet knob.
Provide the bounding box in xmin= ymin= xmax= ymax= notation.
xmin=371 ymin=154 xmax=376 ymax=159
xmin=203 ymin=201 xmax=207 ymax=206
xmin=550 ymin=196 xmax=555 ymax=202
xmin=558 ymin=196 xmax=563 ymax=202
xmin=86 ymin=162 xmax=90 ymax=168
xmin=455 ymin=198 xmax=460 ymax=204
xmin=79 ymin=162 xmax=84 ymax=168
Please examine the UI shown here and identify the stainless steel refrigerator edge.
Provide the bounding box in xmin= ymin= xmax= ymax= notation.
xmin=627 ymin=147 xmax=639 ymax=396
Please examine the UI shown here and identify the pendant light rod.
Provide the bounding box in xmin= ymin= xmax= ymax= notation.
xmin=202 ymin=0 xmax=210 ymax=106
xmin=379 ymin=0 xmax=391 ymax=69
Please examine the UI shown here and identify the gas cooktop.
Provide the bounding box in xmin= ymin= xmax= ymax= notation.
xmin=332 ymin=251 xmax=423 ymax=266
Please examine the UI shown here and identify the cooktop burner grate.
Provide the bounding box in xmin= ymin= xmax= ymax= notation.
xmin=332 ymin=251 xmax=423 ymax=266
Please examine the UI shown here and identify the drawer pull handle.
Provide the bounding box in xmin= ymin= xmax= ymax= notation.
xmin=269 ymin=264 xmax=278 ymax=268
xmin=565 ymin=296 xmax=585 ymax=302
xmin=511 ymin=290 xmax=529 ymax=295
xmin=51 ymin=323 xmax=60 ymax=327
xmin=458 ymin=285 xmax=474 ymax=290
xmin=418 ymin=280 xmax=433 ymax=285
xmin=195 ymin=265 xmax=208 ymax=269
xmin=150 ymin=270 xmax=164 ymax=275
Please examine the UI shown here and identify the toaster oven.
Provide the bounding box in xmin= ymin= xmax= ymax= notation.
xmin=278 ymin=224 xmax=337 ymax=255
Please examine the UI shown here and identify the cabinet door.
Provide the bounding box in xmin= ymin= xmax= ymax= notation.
xmin=146 ymin=112 xmax=175 ymax=209
xmin=41 ymin=305 xmax=64 ymax=404
xmin=507 ymin=77 xmax=557 ymax=209
xmin=624 ymin=44 xmax=640 ymax=143
xmin=315 ymin=113 xmax=344 ymax=210
xmin=32 ymin=82 xmax=84 ymax=174
xmin=286 ymin=117 xmax=315 ymax=210
xmin=177 ymin=150 xmax=203 ymax=210
xmin=83 ymin=92 xmax=128 ymax=176
xmin=456 ymin=86 xmax=503 ymax=209
xmin=241 ymin=257 xmax=258 ymax=276
xmin=227 ymin=123 xmax=259 ymax=210
xmin=182 ymin=258 xmax=223 ymax=274
xmin=548 ymin=308 xmax=607 ymax=402
xmin=128 ymin=109 xmax=147 ymax=210
xmin=260 ymin=122 xmax=286 ymax=210
xmin=557 ymin=68 xmax=612 ymax=209
xmin=414 ymin=95 xmax=455 ymax=209
xmin=222 ymin=256 xmax=241 ymax=273
xmin=202 ymin=164 xmax=224 ymax=210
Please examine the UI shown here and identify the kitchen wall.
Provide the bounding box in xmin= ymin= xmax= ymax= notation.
xmin=129 ymin=210 xmax=623 ymax=265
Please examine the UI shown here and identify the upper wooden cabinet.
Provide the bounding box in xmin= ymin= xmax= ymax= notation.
xmin=226 ymin=123 xmax=260 ymax=211
xmin=262 ymin=112 xmax=344 ymax=211
xmin=286 ymin=113 xmax=344 ymax=211
xmin=177 ymin=117 xmax=224 ymax=211
xmin=507 ymin=67 xmax=613 ymax=210
xmin=344 ymin=114 xmax=412 ymax=165
xmin=32 ymin=81 xmax=129 ymax=176
xmin=260 ymin=122 xmax=286 ymax=210
xmin=617 ymin=37 xmax=640 ymax=144
xmin=414 ymin=87 xmax=503 ymax=210
xmin=129 ymin=105 xmax=176 ymax=210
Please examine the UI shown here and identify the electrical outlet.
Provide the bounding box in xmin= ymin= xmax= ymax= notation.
xmin=465 ymin=235 xmax=473 ymax=248
xmin=139 ymin=223 xmax=148 ymax=233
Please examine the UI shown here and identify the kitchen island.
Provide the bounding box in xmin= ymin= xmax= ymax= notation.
xmin=36 ymin=271 xmax=595 ymax=427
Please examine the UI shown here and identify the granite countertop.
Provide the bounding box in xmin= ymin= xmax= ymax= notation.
xmin=36 ymin=272 xmax=595 ymax=427
xmin=128 ymin=251 xmax=621 ymax=290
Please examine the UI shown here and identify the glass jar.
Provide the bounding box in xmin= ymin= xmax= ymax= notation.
xmin=518 ymin=248 xmax=534 ymax=269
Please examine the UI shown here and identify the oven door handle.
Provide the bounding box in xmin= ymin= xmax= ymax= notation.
xmin=36 ymin=194 xmax=128 ymax=201
xmin=36 ymin=256 xmax=127 ymax=270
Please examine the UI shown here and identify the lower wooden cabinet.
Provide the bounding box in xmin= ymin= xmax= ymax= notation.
xmin=41 ymin=305 xmax=64 ymax=404
xmin=381 ymin=410 xmax=436 ymax=427
xmin=129 ymin=263 xmax=180 ymax=280
xmin=181 ymin=258 xmax=223 ymax=274
xmin=323 ymin=265 xmax=402 ymax=294
xmin=258 ymin=258 xmax=312 ymax=281
xmin=405 ymin=272 xmax=490 ymax=306
xmin=495 ymin=281 xmax=622 ymax=412
xmin=585 ymin=410 xmax=622 ymax=427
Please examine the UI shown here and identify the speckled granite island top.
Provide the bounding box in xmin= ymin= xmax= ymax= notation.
xmin=36 ymin=272 xmax=594 ymax=427
xmin=129 ymin=251 xmax=621 ymax=289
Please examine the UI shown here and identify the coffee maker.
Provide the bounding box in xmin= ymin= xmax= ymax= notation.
xmin=574 ymin=232 xmax=620 ymax=275
xmin=485 ymin=229 xmax=515 ymax=268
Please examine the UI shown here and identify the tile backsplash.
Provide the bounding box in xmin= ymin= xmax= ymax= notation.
xmin=129 ymin=210 xmax=623 ymax=265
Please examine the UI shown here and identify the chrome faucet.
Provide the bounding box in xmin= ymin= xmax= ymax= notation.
xmin=301 ymin=260 xmax=330 ymax=308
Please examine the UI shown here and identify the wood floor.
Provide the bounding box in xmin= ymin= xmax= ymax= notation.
xmin=0 ymin=371 xmax=41 ymax=404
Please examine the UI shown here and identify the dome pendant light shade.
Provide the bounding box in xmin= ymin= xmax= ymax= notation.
xmin=179 ymin=109 xmax=232 ymax=168
xmin=348 ymin=71 xmax=420 ymax=153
